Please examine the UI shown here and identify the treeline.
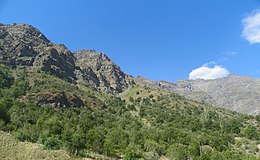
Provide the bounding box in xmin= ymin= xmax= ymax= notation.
xmin=0 ymin=66 xmax=260 ymax=160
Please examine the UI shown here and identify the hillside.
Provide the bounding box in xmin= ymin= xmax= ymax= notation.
xmin=0 ymin=131 xmax=76 ymax=160
xmin=0 ymin=23 xmax=260 ymax=159
xmin=135 ymin=75 xmax=260 ymax=115
xmin=0 ymin=65 xmax=260 ymax=159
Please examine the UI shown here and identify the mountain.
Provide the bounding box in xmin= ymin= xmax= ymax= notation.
xmin=0 ymin=23 xmax=260 ymax=159
xmin=75 ymin=50 xmax=134 ymax=94
xmin=0 ymin=23 xmax=77 ymax=82
xmin=0 ymin=23 xmax=134 ymax=95
xmin=135 ymin=74 xmax=260 ymax=115
xmin=2 ymin=23 xmax=259 ymax=115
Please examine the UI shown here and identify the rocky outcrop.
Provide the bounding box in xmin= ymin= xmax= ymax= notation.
xmin=74 ymin=50 xmax=135 ymax=94
xmin=0 ymin=23 xmax=135 ymax=95
xmin=135 ymin=75 xmax=260 ymax=115
xmin=0 ymin=24 xmax=76 ymax=82
xmin=28 ymin=91 xmax=84 ymax=108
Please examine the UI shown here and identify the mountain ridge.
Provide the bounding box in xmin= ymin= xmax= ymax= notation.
xmin=1 ymin=23 xmax=260 ymax=115
xmin=135 ymin=74 xmax=260 ymax=115
xmin=0 ymin=23 xmax=134 ymax=95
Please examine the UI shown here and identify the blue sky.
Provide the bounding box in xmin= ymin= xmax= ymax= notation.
xmin=1 ymin=0 xmax=260 ymax=82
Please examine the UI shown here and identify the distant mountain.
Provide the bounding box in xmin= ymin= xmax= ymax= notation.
xmin=0 ymin=23 xmax=134 ymax=94
xmin=135 ymin=75 xmax=260 ymax=115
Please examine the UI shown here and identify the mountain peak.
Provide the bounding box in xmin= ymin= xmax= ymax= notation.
xmin=0 ymin=23 xmax=76 ymax=82
xmin=1 ymin=23 xmax=51 ymax=45
xmin=75 ymin=50 xmax=134 ymax=94
xmin=0 ymin=23 xmax=134 ymax=94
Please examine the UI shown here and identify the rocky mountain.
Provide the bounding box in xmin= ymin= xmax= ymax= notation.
xmin=135 ymin=75 xmax=260 ymax=115
xmin=0 ymin=23 xmax=77 ymax=82
xmin=0 ymin=23 xmax=134 ymax=94
xmin=1 ymin=23 xmax=260 ymax=115
xmin=1 ymin=23 xmax=260 ymax=159
xmin=75 ymin=50 xmax=135 ymax=94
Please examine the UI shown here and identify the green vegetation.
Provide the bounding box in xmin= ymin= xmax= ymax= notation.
xmin=0 ymin=66 xmax=260 ymax=159
xmin=0 ymin=131 xmax=75 ymax=160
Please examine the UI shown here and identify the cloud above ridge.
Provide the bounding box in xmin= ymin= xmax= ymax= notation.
xmin=189 ymin=63 xmax=230 ymax=80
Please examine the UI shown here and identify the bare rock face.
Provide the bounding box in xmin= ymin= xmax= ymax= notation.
xmin=28 ymin=91 xmax=84 ymax=108
xmin=135 ymin=75 xmax=260 ymax=115
xmin=0 ymin=23 xmax=135 ymax=95
xmin=74 ymin=50 xmax=135 ymax=94
xmin=0 ymin=24 xmax=76 ymax=82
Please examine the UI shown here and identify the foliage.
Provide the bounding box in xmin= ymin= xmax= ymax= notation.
xmin=0 ymin=65 xmax=14 ymax=89
xmin=0 ymin=66 xmax=259 ymax=159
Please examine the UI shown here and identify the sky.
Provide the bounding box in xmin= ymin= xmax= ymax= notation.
xmin=1 ymin=0 xmax=260 ymax=82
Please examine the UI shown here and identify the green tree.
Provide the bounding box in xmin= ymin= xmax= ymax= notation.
xmin=0 ymin=98 xmax=13 ymax=126
xmin=244 ymin=126 xmax=259 ymax=140
xmin=0 ymin=66 xmax=14 ymax=88
xmin=166 ymin=143 xmax=188 ymax=160
xmin=85 ymin=127 xmax=107 ymax=153
xmin=188 ymin=138 xmax=201 ymax=157
xmin=42 ymin=115 xmax=63 ymax=135
xmin=44 ymin=136 xmax=62 ymax=150
xmin=70 ymin=131 xmax=86 ymax=155
xmin=124 ymin=143 xmax=143 ymax=160
xmin=104 ymin=127 xmax=129 ymax=156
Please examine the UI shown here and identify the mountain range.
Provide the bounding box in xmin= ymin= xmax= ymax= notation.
xmin=1 ymin=23 xmax=258 ymax=115
xmin=135 ymin=75 xmax=260 ymax=115
xmin=0 ymin=23 xmax=260 ymax=159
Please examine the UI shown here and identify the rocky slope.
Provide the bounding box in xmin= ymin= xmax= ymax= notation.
xmin=0 ymin=23 xmax=134 ymax=94
xmin=0 ymin=23 xmax=77 ymax=82
xmin=135 ymin=75 xmax=260 ymax=115
xmin=75 ymin=50 xmax=134 ymax=94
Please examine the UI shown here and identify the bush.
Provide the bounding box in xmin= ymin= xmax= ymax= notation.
xmin=124 ymin=144 xmax=143 ymax=160
xmin=243 ymin=126 xmax=259 ymax=140
xmin=14 ymin=129 xmax=30 ymax=142
xmin=166 ymin=143 xmax=188 ymax=160
xmin=0 ymin=66 xmax=14 ymax=88
xmin=44 ymin=136 xmax=62 ymax=150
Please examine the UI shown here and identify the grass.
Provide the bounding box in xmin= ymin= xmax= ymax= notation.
xmin=0 ymin=131 xmax=76 ymax=160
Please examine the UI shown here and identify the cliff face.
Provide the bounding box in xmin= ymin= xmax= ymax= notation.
xmin=74 ymin=50 xmax=135 ymax=94
xmin=0 ymin=24 xmax=77 ymax=82
xmin=0 ymin=24 xmax=134 ymax=94
xmin=135 ymin=75 xmax=260 ymax=115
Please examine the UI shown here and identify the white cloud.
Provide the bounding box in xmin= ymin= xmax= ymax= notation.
xmin=242 ymin=9 xmax=260 ymax=44
xmin=189 ymin=63 xmax=230 ymax=80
